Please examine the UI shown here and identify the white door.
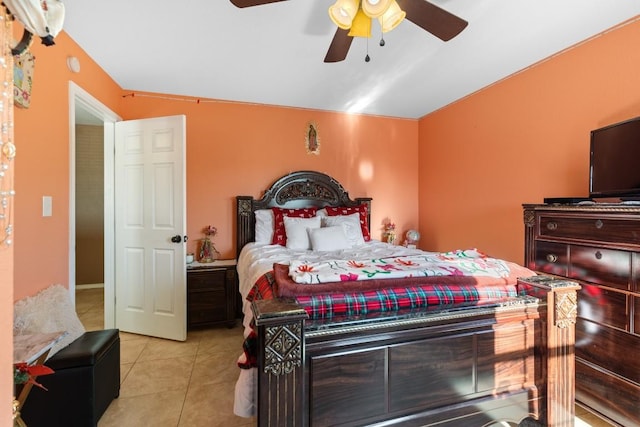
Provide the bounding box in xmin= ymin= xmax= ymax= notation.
xmin=114 ymin=115 xmax=187 ymax=341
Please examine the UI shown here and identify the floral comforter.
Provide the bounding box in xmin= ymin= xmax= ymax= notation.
xmin=289 ymin=248 xmax=512 ymax=284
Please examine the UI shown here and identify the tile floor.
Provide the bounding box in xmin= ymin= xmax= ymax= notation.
xmin=76 ymin=288 xmax=614 ymax=427
xmin=76 ymin=288 xmax=254 ymax=427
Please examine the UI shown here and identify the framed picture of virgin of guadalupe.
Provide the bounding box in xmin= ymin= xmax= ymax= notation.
xmin=305 ymin=122 xmax=320 ymax=155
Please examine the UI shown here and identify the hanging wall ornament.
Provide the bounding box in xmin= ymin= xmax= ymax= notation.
xmin=1 ymin=9 xmax=16 ymax=247
xmin=13 ymin=49 xmax=33 ymax=108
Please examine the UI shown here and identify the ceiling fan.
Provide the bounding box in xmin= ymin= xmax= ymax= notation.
xmin=230 ymin=0 xmax=468 ymax=63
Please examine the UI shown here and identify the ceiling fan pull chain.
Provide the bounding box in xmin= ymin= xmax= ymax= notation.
xmin=379 ymin=16 xmax=386 ymax=46
xmin=365 ymin=38 xmax=370 ymax=62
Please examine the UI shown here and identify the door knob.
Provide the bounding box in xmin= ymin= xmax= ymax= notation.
xmin=171 ymin=235 xmax=182 ymax=243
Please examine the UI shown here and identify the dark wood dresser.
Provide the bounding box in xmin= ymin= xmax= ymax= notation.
xmin=523 ymin=204 xmax=640 ymax=427
xmin=186 ymin=259 xmax=237 ymax=329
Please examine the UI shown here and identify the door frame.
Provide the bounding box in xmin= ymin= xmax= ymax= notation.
xmin=68 ymin=81 xmax=121 ymax=327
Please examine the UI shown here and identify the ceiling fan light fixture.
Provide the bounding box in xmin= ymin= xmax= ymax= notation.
xmin=378 ymin=1 xmax=405 ymax=33
xmin=361 ymin=0 xmax=392 ymax=18
xmin=348 ymin=8 xmax=372 ymax=38
xmin=328 ymin=0 xmax=359 ymax=30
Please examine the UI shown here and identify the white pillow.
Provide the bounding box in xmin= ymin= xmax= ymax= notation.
xmin=322 ymin=213 xmax=365 ymax=246
xmin=315 ymin=208 xmax=327 ymax=218
xmin=254 ymin=209 xmax=274 ymax=244
xmin=284 ymin=216 xmax=321 ymax=250
xmin=309 ymin=226 xmax=351 ymax=251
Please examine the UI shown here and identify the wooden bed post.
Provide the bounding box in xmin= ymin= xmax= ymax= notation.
xmin=252 ymin=299 xmax=308 ymax=427
xmin=518 ymin=276 xmax=580 ymax=427
xmin=236 ymin=196 xmax=255 ymax=259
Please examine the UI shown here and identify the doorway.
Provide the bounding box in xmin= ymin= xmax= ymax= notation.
xmin=74 ymin=104 xmax=105 ymax=327
xmin=68 ymin=82 xmax=120 ymax=328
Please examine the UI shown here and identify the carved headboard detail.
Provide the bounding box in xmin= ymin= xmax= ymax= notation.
xmin=236 ymin=170 xmax=371 ymax=258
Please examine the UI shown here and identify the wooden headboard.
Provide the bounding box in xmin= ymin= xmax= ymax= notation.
xmin=236 ymin=170 xmax=372 ymax=258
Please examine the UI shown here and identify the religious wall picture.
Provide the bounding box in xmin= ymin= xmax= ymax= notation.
xmin=305 ymin=121 xmax=320 ymax=155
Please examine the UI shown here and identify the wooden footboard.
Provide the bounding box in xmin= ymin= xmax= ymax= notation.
xmin=251 ymin=276 xmax=579 ymax=427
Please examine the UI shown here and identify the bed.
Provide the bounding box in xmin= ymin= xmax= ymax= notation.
xmin=233 ymin=170 xmax=579 ymax=427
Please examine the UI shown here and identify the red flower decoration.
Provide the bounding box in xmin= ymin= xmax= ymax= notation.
xmin=297 ymin=264 xmax=315 ymax=273
xmin=203 ymin=225 xmax=217 ymax=237
xmin=14 ymin=362 xmax=54 ymax=390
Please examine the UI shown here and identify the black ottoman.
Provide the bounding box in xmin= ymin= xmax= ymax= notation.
xmin=21 ymin=329 xmax=120 ymax=427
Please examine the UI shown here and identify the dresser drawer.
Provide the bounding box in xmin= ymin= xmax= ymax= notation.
xmin=578 ymin=284 xmax=628 ymax=330
xmin=539 ymin=215 xmax=640 ymax=246
xmin=534 ymin=241 xmax=568 ymax=276
xmin=576 ymin=360 xmax=640 ymax=427
xmin=634 ymin=253 xmax=640 ymax=293
xmin=569 ymin=246 xmax=631 ymax=290
xmin=576 ymin=319 xmax=640 ymax=384
xmin=635 ymin=296 xmax=640 ymax=336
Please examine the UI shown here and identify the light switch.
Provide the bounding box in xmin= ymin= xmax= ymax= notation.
xmin=42 ymin=196 xmax=52 ymax=217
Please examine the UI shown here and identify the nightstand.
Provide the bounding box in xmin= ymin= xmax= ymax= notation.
xmin=186 ymin=259 xmax=237 ymax=329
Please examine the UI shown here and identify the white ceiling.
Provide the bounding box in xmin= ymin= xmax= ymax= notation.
xmin=61 ymin=0 xmax=640 ymax=120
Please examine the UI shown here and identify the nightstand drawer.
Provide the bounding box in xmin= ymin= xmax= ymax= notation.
xmin=187 ymin=270 xmax=226 ymax=291
xmin=186 ymin=259 xmax=237 ymax=329
xmin=188 ymin=290 xmax=228 ymax=324
xmin=539 ymin=215 xmax=640 ymax=246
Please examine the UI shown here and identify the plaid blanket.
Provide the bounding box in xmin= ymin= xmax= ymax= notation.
xmin=247 ymin=271 xmax=518 ymax=320
xmin=239 ymin=271 xmax=519 ymax=369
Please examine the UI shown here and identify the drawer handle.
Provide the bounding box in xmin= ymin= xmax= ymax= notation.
xmin=546 ymin=222 xmax=558 ymax=231
xmin=546 ymin=254 xmax=558 ymax=263
xmin=595 ymin=251 xmax=602 ymax=260
xmin=595 ymin=219 xmax=603 ymax=229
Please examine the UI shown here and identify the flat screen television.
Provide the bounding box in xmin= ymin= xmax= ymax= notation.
xmin=589 ymin=116 xmax=640 ymax=199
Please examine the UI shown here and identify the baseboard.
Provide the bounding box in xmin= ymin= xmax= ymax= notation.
xmin=76 ymin=283 xmax=104 ymax=290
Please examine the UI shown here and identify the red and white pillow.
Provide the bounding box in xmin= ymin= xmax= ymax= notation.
xmin=324 ymin=205 xmax=371 ymax=242
xmin=271 ymin=207 xmax=318 ymax=246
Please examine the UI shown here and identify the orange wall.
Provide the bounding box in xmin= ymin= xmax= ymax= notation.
xmin=13 ymin=32 xmax=124 ymax=301
xmin=418 ymin=17 xmax=640 ymax=263
xmin=12 ymin=32 xmax=419 ymax=301
xmin=119 ymin=96 xmax=419 ymax=258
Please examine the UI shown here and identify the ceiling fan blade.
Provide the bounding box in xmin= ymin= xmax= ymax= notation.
xmin=230 ymin=0 xmax=287 ymax=7
xmin=397 ymin=0 xmax=468 ymax=41
xmin=324 ymin=28 xmax=354 ymax=63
